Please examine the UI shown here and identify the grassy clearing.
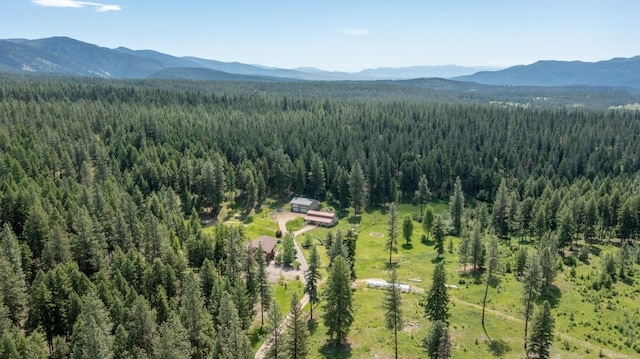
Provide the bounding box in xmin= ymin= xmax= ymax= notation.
xmin=244 ymin=201 xmax=640 ymax=358
xmin=286 ymin=217 xmax=306 ymax=232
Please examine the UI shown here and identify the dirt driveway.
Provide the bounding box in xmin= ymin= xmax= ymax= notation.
xmin=264 ymin=211 xmax=316 ymax=283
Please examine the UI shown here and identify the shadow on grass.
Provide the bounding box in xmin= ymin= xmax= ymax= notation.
xmin=430 ymin=256 xmax=444 ymax=264
xmin=385 ymin=261 xmax=399 ymax=270
xmin=402 ymin=243 xmax=414 ymax=250
xmin=348 ymin=216 xmax=362 ymax=224
xmin=308 ymin=318 xmax=319 ymax=334
xmin=539 ymin=284 xmax=562 ymax=307
xmin=249 ymin=326 xmax=268 ymax=348
xmin=487 ymin=339 xmax=511 ymax=357
xmin=319 ymin=342 xmax=353 ymax=359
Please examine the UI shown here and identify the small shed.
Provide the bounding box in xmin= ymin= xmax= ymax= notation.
xmin=304 ymin=210 xmax=338 ymax=227
xmin=366 ymin=280 xmax=411 ymax=293
xmin=290 ymin=197 xmax=319 ymax=213
xmin=250 ymin=236 xmax=278 ymax=263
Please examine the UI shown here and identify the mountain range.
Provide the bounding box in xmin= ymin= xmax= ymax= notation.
xmin=1 ymin=36 xmax=639 ymax=88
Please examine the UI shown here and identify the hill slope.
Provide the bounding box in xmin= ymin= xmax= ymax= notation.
xmin=456 ymin=57 xmax=640 ymax=88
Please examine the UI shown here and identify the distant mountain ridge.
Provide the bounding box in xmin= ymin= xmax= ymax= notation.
xmin=0 ymin=36 xmax=639 ymax=88
xmin=455 ymin=57 xmax=640 ymax=88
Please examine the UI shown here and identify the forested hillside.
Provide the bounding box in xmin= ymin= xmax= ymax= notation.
xmin=1 ymin=77 xmax=640 ymax=358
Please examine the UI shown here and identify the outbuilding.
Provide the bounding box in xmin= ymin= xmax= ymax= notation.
xmin=304 ymin=210 xmax=338 ymax=227
xmin=290 ymin=197 xmax=319 ymax=213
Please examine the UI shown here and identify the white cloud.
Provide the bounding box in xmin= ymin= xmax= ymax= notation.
xmin=33 ymin=0 xmax=122 ymax=12
xmin=337 ymin=28 xmax=370 ymax=36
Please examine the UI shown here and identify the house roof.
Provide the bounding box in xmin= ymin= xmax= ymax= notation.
xmin=304 ymin=211 xmax=336 ymax=224
xmin=290 ymin=197 xmax=316 ymax=206
xmin=305 ymin=210 xmax=334 ymax=219
xmin=250 ymin=236 xmax=278 ymax=253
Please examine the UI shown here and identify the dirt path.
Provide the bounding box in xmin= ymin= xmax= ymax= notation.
xmin=255 ymin=213 xmax=316 ymax=359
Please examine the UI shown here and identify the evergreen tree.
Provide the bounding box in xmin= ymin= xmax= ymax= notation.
xmin=384 ymin=267 xmax=403 ymax=359
xmin=432 ymin=216 xmax=446 ymax=259
xmin=481 ymin=235 xmax=500 ymax=343
xmin=70 ymin=292 xmax=114 ymax=359
xmin=402 ymin=215 xmax=414 ymax=245
xmin=0 ymin=224 xmax=27 ymax=325
xmin=308 ymin=154 xmax=326 ymax=200
xmin=422 ymin=205 xmax=435 ymax=240
xmin=328 ymin=230 xmax=347 ymax=266
xmin=256 ymin=243 xmax=272 ymax=327
xmin=216 ymin=292 xmax=252 ymax=359
xmin=528 ymin=301 xmax=554 ymax=359
xmin=492 ymin=179 xmax=510 ymax=238
xmin=538 ymin=235 xmax=558 ymax=290
xmin=458 ymin=234 xmax=470 ymax=274
xmin=469 ymin=229 xmax=485 ymax=271
xmin=521 ymin=253 xmax=541 ymax=352
xmin=415 ymin=175 xmax=431 ymax=216
xmin=153 ymin=312 xmax=192 ymax=359
xmin=126 ymin=295 xmax=157 ymax=356
xmin=349 ymin=161 xmax=366 ymax=216
xmin=281 ymin=233 xmax=296 ymax=267
xmin=423 ymin=320 xmax=448 ymax=359
xmin=422 ymin=262 xmax=449 ymax=323
xmin=449 ymin=176 xmax=464 ymax=236
xmin=180 ymin=272 xmax=215 ymax=359
xmin=304 ymin=246 xmax=322 ymax=320
xmin=387 ymin=203 xmax=399 ymax=264
xmin=345 ymin=228 xmax=358 ymax=280
xmin=437 ymin=327 xmax=452 ymax=359
xmin=266 ymin=298 xmax=283 ymax=359
xmin=323 ymin=256 xmax=354 ymax=345
xmin=283 ymin=293 xmax=309 ymax=359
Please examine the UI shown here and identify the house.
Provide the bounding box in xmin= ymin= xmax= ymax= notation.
xmin=304 ymin=210 xmax=338 ymax=227
xmin=289 ymin=197 xmax=319 ymax=213
xmin=250 ymin=235 xmax=278 ymax=263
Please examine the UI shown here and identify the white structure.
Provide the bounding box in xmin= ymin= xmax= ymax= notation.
xmin=366 ymin=280 xmax=411 ymax=293
xmin=289 ymin=197 xmax=319 ymax=213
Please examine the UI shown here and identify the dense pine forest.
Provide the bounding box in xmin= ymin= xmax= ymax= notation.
xmin=1 ymin=76 xmax=640 ymax=358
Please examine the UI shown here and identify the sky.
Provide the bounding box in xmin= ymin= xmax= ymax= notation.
xmin=2 ymin=0 xmax=640 ymax=72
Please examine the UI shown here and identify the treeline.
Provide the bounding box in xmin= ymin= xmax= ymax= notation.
xmin=1 ymin=78 xmax=640 ymax=357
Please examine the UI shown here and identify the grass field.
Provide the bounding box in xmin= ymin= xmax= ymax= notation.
xmin=242 ymin=200 xmax=640 ymax=358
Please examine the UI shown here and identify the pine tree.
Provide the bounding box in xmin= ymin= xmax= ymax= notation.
xmin=422 ymin=205 xmax=435 ymax=240
xmin=437 ymin=327 xmax=451 ymax=359
xmin=216 ymin=292 xmax=252 ymax=359
xmin=521 ymin=253 xmax=541 ymax=352
xmin=528 ymin=301 xmax=554 ymax=359
xmin=349 ymin=161 xmax=366 ymax=216
xmin=256 ymin=243 xmax=272 ymax=327
xmin=0 ymin=224 xmax=27 ymax=325
xmin=538 ymin=235 xmax=558 ymax=290
xmin=266 ymin=298 xmax=283 ymax=359
xmin=281 ymin=233 xmax=296 ymax=267
xmin=492 ymin=179 xmax=510 ymax=238
xmin=383 ymin=267 xmax=403 ymax=359
xmin=458 ymin=234 xmax=470 ymax=274
xmin=70 ymin=292 xmax=114 ymax=359
xmin=449 ymin=176 xmax=464 ymax=236
xmin=283 ymin=293 xmax=309 ymax=359
xmin=323 ymin=255 xmax=354 ymax=345
xmin=415 ymin=175 xmax=430 ymax=216
xmin=469 ymin=229 xmax=485 ymax=271
xmin=153 ymin=312 xmax=192 ymax=359
xmin=387 ymin=203 xmax=399 ymax=265
xmin=126 ymin=295 xmax=157 ymax=356
xmin=481 ymin=235 xmax=500 ymax=343
xmin=345 ymin=228 xmax=358 ymax=280
xmin=432 ymin=216 xmax=446 ymax=259
xmin=423 ymin=320 xmax=447 ymax=359
xmin=304 ymin=246 xmax=322 ymax=320
xmin=180 ymin=272 xmax=215 ymax=359
xmin=402 ymin=215 xmax=414 ymax=245
xmin=308 ymin=154 xmax=326 ymax=200
xmin=422 ymin=262 xmax=449 ymax=323
xmin=328 ymin=230 xmax=347 ymax=266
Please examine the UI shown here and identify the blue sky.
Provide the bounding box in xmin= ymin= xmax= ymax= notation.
xmin=2 ymin=0 xmax=639 ymax=72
